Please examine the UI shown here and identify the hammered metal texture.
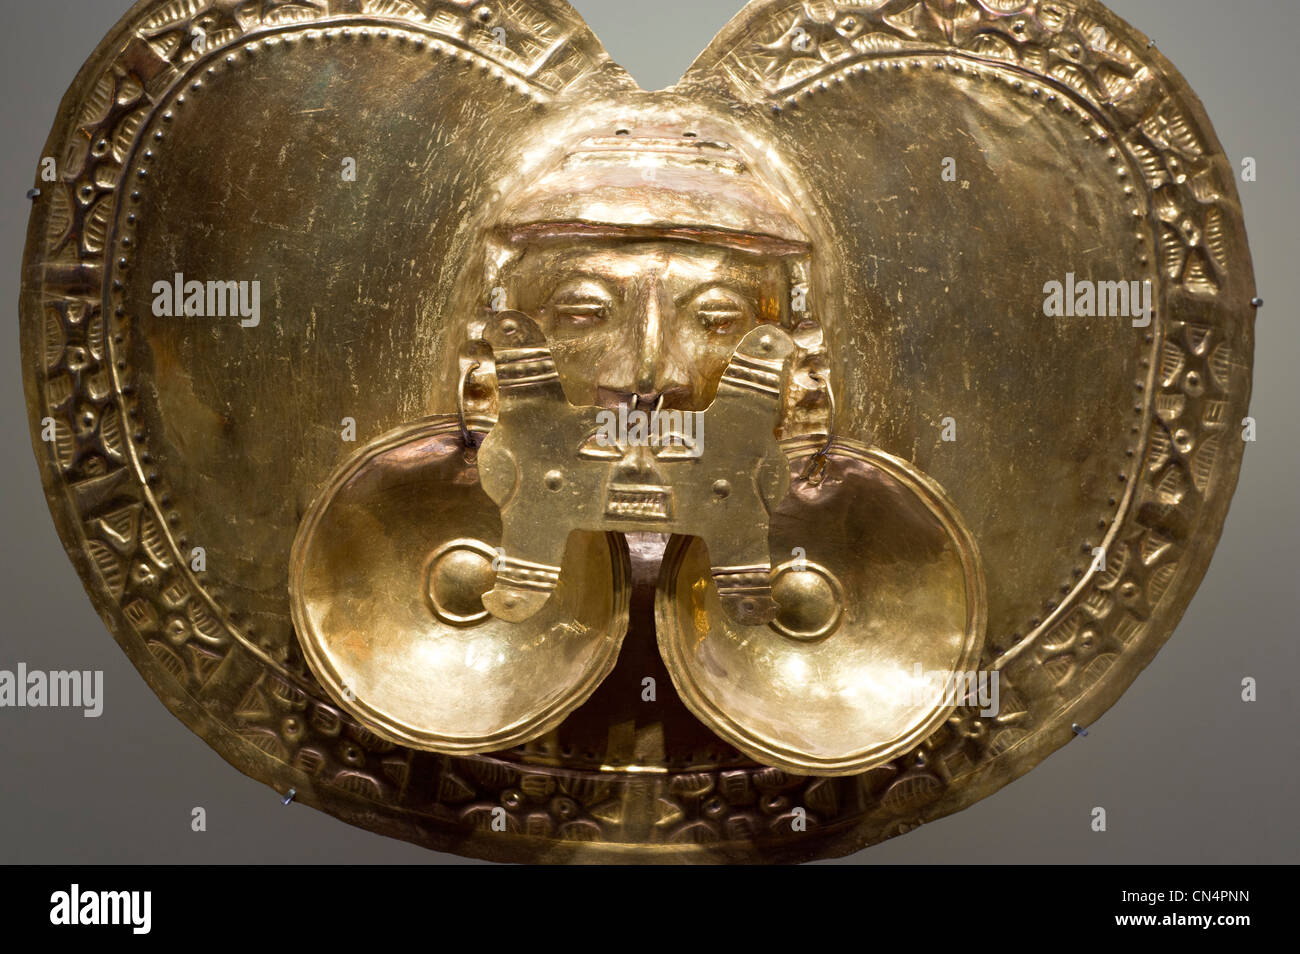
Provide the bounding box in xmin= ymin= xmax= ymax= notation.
xmin=20 ymin=0 xmax=1254 ymax=863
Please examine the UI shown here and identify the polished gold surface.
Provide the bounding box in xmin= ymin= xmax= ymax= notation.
xmin=656 ymin=437 xmax=986 ymax=776
xmin=20 ymin=0 xmax=1255 ymax=863
xmin=289 ymin=416 xmax=630 ymax=753
xmin=477 ymin=311 xmax=793 ymax=626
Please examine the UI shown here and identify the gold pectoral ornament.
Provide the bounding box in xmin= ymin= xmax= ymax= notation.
xmin=22 ymin=0 xmax=1255 ymax=862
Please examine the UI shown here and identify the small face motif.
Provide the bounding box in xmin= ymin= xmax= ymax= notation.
xmin=500 ymin=241 xmax=789 ymax=409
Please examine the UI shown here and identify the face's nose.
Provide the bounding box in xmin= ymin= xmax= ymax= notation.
xmin=633 ymin=280 xmax=664 ymax=398
xmin=595 ymin=277 xmax=694 ymax=409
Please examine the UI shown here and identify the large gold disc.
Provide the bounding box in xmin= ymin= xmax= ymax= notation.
xmin=656 ymin=438 xmax=985 ymax=775
xmin=291 ymin=417 xmax=630 ymax=753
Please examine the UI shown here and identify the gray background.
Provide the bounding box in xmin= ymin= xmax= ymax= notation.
xmin=0 ymin=0 xmax=1295 ymax=864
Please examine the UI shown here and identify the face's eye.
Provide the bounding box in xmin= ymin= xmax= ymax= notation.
xmin=544 ymin=277 xmax=614 ymax=329
xmin=690 ymin=287 xmax=752 ymax=335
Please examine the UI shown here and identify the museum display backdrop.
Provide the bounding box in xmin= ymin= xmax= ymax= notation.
xmin=20 ymin=0 xmax=1254 ymax=863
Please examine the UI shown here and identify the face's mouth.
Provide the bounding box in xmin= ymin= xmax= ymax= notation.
xmin=603 ymin=483 xmax=675 ymax=522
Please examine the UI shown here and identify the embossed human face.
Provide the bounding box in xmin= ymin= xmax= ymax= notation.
xmin=501 ymin=241 xmax=789 ymax=409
